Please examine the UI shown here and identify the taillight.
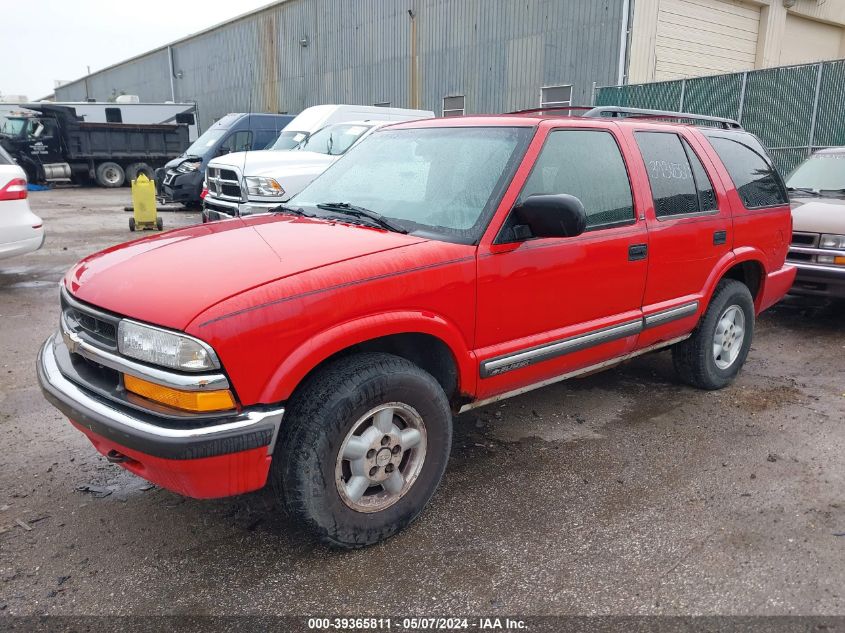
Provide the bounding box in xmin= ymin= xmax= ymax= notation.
xmin=0 ymin=178 xmax=27 ymax=201
xmin=200 ymin=186 xmax=208 ymax=200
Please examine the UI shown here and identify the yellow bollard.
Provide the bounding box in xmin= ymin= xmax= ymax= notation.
xmin=129 ymin=173 xmax=163 ymax=232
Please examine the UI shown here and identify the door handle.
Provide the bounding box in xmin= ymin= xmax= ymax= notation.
xmin=628 ymin=243 xmax=648 ymax=261
xmin=713 ymin=230 xmax=727 ymax=246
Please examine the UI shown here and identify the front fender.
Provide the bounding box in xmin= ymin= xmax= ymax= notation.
xmin=257 ymin=310 xmax=477 ymax=403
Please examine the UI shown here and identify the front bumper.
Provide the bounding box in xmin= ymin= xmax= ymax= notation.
xmin=788 ymin=261 xmax=845 ymax=298
xmin=37 ymin=334 xmax=284 ymax=498
xmin=159 ymin=169 xmax=203 ymax=205
xmin=202 ymin=196 xmax=280 ymax=222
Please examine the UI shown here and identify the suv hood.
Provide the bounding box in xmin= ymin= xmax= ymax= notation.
xmin=209 ymin=150 xmax=334 ymax=177
xmin=791 ymin=197 xmax=845 ymax=235
xmin=65 ymin=216 xmax=426 ymax=330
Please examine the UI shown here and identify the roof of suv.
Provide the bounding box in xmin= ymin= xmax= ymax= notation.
xmin=814 ymin=146 xmax=845 ymax=155
xmin=388 ymin=106 xmax=744 ymax=132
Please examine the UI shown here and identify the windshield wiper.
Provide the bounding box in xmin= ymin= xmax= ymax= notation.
xmin=271 ymin=204 xmax=313 ymax=218
xmin=819 ymin=188 xmax=845 ymax=195
xmin=787 ymin=186 xmax=822 ymax=197
xmin=316 ymin=202 xmax=408 ymax=234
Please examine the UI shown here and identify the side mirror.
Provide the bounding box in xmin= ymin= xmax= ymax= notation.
xmin=510 ymin=194 xmax=587 ymax=240
xmin=217 ymin=146 xmax=231 ymax=156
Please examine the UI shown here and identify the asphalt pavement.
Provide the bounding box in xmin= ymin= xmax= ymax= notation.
xmin=1 ymin=188 xmax=844 ymax=616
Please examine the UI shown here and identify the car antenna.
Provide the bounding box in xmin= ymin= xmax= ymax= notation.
xmin=242 ymin=68 xmax=253 ymax=211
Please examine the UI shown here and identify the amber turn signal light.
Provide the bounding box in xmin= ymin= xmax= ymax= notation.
xmin=123 ymin=374 xmax=236 ymax=412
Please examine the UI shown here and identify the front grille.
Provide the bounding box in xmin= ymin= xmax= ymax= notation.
xmin=786 ymin=252 xmax=813 ymax=262
xmin=61 ymin=290 xmax=120 ymax=351
xmin=206 ymin=166 xmax=243 ymax=202
xmin=791 ymin=232 xmax=819 ymax=247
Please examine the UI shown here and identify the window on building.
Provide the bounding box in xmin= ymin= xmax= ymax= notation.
xmin=443 ymin=96 xmax=465 ymax=117
xmin=635 ymin=132 xmax=718 ymax=218
xmin=519 ymin=129 xmax=635 ymax=230
xmin=540 ymin=85 xmax=572 ymax=109
xmin=374 ymin=102 xmax=391 ymax=107
xmin=704 ymin=132 xmax=788 ymax=209
xmin=105 ymin=107 xmax=122 ymax=123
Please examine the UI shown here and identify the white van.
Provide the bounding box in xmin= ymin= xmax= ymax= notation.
xmin=203 ymin=104 xmax=433 ymax=220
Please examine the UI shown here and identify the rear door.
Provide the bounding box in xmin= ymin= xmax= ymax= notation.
xmin=621 ymin=126 xmax=733 ymax=347
xmin=474 ymin=124 xmax=649 ymax=399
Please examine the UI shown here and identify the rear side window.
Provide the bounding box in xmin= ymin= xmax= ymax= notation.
xmin=705 ymin=133 xmax=788 ymax=209
xmin=519 ymin=129 xmax=635 ymax=229
xmin=635 ymin=132 xmax=718 ymax=218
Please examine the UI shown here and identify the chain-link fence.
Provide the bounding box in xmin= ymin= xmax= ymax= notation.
xmin=594 ymin=59 xmax=845 ymax=176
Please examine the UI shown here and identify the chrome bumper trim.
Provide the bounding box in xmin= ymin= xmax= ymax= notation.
xmin=39 ymin=334 xmax=285 ymax=452
xmin=789 ymin=261 xmax=845 ymax=274
xmin=60 ymin=317 xmax=229 ymax=392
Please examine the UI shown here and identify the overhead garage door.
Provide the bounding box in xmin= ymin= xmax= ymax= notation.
xmin=655 ymin=0 xmax=760 ymax=80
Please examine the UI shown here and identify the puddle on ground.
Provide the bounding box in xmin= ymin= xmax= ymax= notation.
xmin=6 ymin=280 xmax=56 ymax=289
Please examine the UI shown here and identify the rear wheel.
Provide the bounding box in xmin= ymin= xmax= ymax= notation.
xmin=672 ymin=279 xmax=754 ymax=390
xmin=272 ymin=352 xmax=452 ymax=548
xmin=95 ymin=162 xmax=125 ymax=188
xmin=125 ymin=162 xmax=155 ymax=183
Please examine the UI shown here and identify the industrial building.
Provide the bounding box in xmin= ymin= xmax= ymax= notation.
xmin=53 ymin=0 xmax=845 ymax=130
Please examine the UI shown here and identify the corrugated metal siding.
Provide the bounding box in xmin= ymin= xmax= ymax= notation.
xmin=55 ymin=0 xmax=626 ymax=129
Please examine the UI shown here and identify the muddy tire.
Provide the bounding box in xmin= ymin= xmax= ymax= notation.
xmin=672 ymin=279 xmax=754 ymax=390
xmin=272 ymin=352 xmax=452 ymax=549
xmin=95 ymin=162 xmax=125 ymax=188
xmin=125 ymin=162 xmax=155 ymax=183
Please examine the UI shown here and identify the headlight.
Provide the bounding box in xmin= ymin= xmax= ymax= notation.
xmin=176 ymin=161 xmax=201 ymax=173
xmin=245 ymin=176 xmax=285 ymax=198
xmin=820 ymin=234 xmax=845 ymax=250
xmin=118 ymin=320 xmax=219 ymax=371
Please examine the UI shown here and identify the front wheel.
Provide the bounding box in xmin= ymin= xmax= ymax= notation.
xmin=672 ymin=279 xmax=754 ymax=390
xmin=272 ymin=353 xmax=452 ymax=548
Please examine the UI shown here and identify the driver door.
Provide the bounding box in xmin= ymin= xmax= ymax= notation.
xmin=474 ymin=126 xmax=649 ymax=399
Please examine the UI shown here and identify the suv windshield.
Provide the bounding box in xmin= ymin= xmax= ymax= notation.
xmin=184 ymin=128 xmax=227 ymax=157
xmin=296 ymin=124 xmax=373 ymax=156
xmin=270 ymin=130 xmax=310 ymax=150
xmin=293 ymin=126 xmax=532 ymax=243
xmin=786 ymin=152 xmax=845 ymax=193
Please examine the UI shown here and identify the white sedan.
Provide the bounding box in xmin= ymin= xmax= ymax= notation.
xmin=0 ymin=145 xmax=44 ymax=260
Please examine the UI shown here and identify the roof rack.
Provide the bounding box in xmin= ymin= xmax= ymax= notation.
xmin=582 ymin=106 xmax=742 ymax=130
xmin=508 ymin=106 xmax=594 ymax=115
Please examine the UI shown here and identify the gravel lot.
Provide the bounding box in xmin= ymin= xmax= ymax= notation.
xmin=1 ymin=187 xmax=844 ymax=616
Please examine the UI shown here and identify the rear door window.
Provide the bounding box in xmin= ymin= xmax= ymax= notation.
xmin=635 ymin=132 xmax=718 ymax=219
xmin=704 ymin=132 xmax=788 ymax=208
xmin=519 ymin=129 xmax=635 ymax=230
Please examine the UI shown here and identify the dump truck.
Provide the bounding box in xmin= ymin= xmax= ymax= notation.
xmin=0 ymin=104 xmax=189 ymax=187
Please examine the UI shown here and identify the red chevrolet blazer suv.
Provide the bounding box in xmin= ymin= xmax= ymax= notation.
xmin=38 ymin=107 xmax=795 ymax=548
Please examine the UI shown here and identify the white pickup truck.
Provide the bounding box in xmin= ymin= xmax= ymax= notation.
xmin=203 ymin=104 xmax=433 ymax=221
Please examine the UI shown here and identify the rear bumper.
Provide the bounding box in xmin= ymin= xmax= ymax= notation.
xmin=0 ymin=228 xmax=44 ymax=260
xmin=37 ymin=334 xmax=284 ymax=498
xmin=788 ymin=261 xmax=845 ymax=299
xmin=758 ymin=263 xmax=797 ymax=312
